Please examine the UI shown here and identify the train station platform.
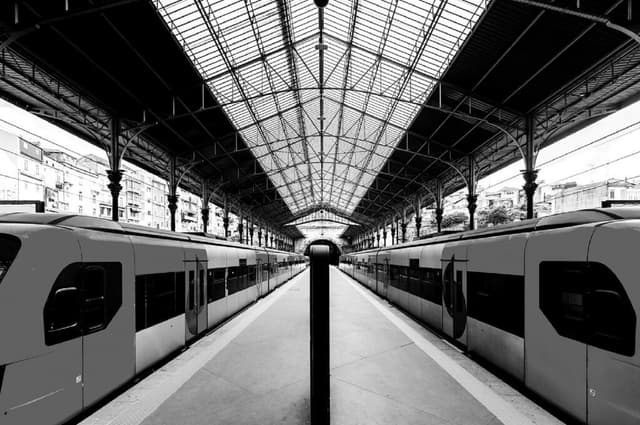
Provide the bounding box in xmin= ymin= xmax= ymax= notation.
xmin=81 ymin=268 xmax=562 ymax=425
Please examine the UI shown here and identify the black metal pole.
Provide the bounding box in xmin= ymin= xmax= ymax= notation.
xmin=310 ymin=245 xmax=330 ymax=425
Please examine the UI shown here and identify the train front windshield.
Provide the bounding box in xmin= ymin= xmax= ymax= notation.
xmin=0 ymin=234 xmax=20 ymax=285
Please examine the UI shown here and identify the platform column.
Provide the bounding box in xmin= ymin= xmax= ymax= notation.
xmin=201 ymin=180 xmax=209 ymax=233
xmin=168 ymin=156 xmax=178 ymax=232
xmin=309 ymin=244 xmax=330 ymax=425
xmin=271 ymin=234 xmax=274 ymax=249
xmin=401 ymin=221 xmax=407 ymax=243
xmin=414 ymin=198 xmax=422 ymax=239
xmin=376 ymin=230 xmax=380 ymax=247
xmin=382 ymin=221 xmax=387 ymax=247
xmin=107 ymin=116 xmax=123 ymax=222
xmin=237 ymin=206 xmax=244 ymax=244
xmin=435 ymin=179 xmax=444 ymax=233
xmin=467 ymin=155 xmax=477 ymax=231
xmin=223 ymin=194 xmax=229 ymax=238
xmin=258 ymin=226 xmax=263 ymax=247
xmin=522 ymin=115 xmax=538 ymax=219
xmin=250 ymin=217 xmax=255 ymax=245
xmin=390 ymin=221 xmax=395 ymax=246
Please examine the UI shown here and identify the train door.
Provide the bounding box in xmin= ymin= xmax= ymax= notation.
xmin=381 ymin=258 xmax=389 ymax=298
xmin=76 ymin=230 xmax=135 ymax=408
xmin=196 ymin=259 xmax=207 ymax=334
xmin=585 ymin=225 xmax=639 ymax=425
xmin=441 ymin=244 xmax=467 ymax=346
xmin=525 ymin=227 xmax=593 ymax=424
xmin=185 ymin=261 xmax=197 ymax=341
xmin=185 ymin=254 xmax=208 ymax=341
xmin=256 ymin=259 xmax=263 ymax=297
xmin=30 ymin=229 xmax=83 ymax=425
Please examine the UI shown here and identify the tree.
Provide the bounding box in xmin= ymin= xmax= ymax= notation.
xmin=431 ymin=211 xmax=468 ymax=229
xmin=477 ymin=206 xmax=523 ymax=228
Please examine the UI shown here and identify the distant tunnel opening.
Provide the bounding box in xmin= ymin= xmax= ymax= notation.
xmin=304 ymin=240 xmax=341 ymax=265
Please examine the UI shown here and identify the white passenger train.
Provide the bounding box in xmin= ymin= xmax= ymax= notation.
xmin=341 ymin=208 xmax=640 ymax=425
xmin=0 ymin=212 xmax=306 ymax=425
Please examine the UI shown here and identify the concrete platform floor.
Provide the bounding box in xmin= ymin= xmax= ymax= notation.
xmin=81 ymin=267 xmax=563 ymax=425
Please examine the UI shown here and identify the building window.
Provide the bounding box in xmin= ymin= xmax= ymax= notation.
xmin=79 ymin=191 xmax=83 ymax=201
xmin=79 ymin=206 xmax=83 ymax=214
xmin=23 ymin=159 xmax=28 ymax=171
xmin=35 ymin=164 xmax=39 ymax=176
xmin=609 ymin=190 xmax=615 ymax=198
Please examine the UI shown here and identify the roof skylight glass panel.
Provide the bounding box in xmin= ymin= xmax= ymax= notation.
xmin=155 ymin=0 xmax=487 ymax=231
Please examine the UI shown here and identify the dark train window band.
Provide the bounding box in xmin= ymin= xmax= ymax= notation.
xmin=135 ymin=271 xmax=185 ymax=332
xmin=540 ymin=261 xmax=636 ymax=356
xmin=467 ymin=271 xmax=524 ymax=337
xmin=389 ymin=264 xmax=442 ymax=305
xmin=207 ymin=268 xmax=226 ymax=303
xmin=44 ymin=262 xmax=122 ymax=345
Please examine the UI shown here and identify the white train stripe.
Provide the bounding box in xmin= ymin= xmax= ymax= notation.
xmin=80 ymin=270 xmax=307 ymax=425
xmin=342 ymin=271 xmax=536 ymax=425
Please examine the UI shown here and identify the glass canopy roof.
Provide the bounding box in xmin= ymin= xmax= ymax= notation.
xmin=155 ymin=0 xmax=487 ymax=221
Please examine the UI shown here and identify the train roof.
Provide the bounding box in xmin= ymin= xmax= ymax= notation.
xmin=369 ymin=207 xmax=640 ymax=252
xmin=0 ymin=212 xmax=285 ymax=254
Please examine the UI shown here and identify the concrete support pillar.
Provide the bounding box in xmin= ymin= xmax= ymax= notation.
xmin=401 ymin=221 xmax=407 ymax=243
xmin=258 ymin=227 xmax=263 ymax=247
xmin=523 ymin=115 xmax=538 ymax=219
xmin=107 ymin=116 xmax=122 ymax=222
xmin=201 ymin=180 xmax=209 ymax=233
xmin=238 ymin=216 xmax=244 ymax=244
xmin=250 ymin=218 xmax=255 ymax=246
xmin=383 ymin=229 xmax=387 ymax=247
xmin=168 ymin=156 xmax=178 ymax=232
xmin=376 ymin=231 xmax=380 ymax=248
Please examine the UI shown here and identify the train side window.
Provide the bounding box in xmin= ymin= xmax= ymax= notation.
xmin=135 ymin=275 xmax=146 ymax=331
xmin=83 ymin=265 xmax=107 ymax=332
xmin=206 ymin=268 xmax=226 ymax=302
xmin=135 ymin=271 xmax=182 ymax=331
xmin=540 ymin=262 xmax=591 ymax=343
xmin=588 ymin=263 xmax=635 ymax=356
xmin=0 ymin=234 xmax=21 ymax=286
xmin=248 ymin=265 xmax=256 ymax=287
xmin=467 ymin=271 xmax=524 ymax=337
xmin=198 ymin=264 xmax=205 ymax=307
xmin=540 ymin=261 xmax=636 ymax=356
xmin=420 ymin=267 xmax=442 ymax=305
xmin=188 ymin=271 xmax=195 ymax=310
xmin=228 ymin=267 xmax=238 ymax=294
xmin=207 ymin=269 xmax=214 ymax=303
xmin=45 ymin=264 xmax=82 ymax=345
xmin=389 ymin=265 xmax=399 ymax=288
xmin=45 ymin=262 xmax=122 ymax=344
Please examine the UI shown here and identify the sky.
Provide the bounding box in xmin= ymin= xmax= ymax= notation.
xmin=476 ymin=100 xmax=640 ymax=194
